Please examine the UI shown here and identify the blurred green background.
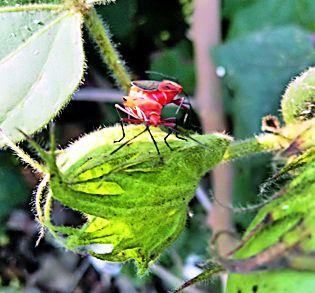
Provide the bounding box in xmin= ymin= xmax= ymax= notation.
xmin=1 ymin=0 xmax=315 ymax=291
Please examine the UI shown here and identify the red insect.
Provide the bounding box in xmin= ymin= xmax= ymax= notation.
xmin=129 ymin=80 xmax=189 ymax=108
xmin=115 ymin=80 xmax=189 ymax=128
xmin=112 ymin=80 xmax=191 ymax=160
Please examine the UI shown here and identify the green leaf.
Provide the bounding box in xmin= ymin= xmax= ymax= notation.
xmin=222 ymin=0 xmax=258 ymax=18
xmin=212 ymin=26 xmax=315 ymax=206
xmin=212 ymin=26 xmax=315 ymax=138
xmin=0 ymin=5 xmax=84 ymax=146
xmin=46 ymin=125 xmax=231 ymax=273
xmin=228 ymin=0 xmax=315 ymax=39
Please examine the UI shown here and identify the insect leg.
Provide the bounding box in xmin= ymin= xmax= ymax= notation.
xmin=169 ymin=126 xmax=209 ymax=148
xmin=170 ymin=125 xmax=187 ymax=141
xmin=110 ymin=127 xmax=148 ymax=156
xmin=163 ymin=131 xmax=173 ymax=151
xmin=181 ymin=90 xmax=193 ymax=127
xmin=114 ymin=104 xmax=126 ymax=143
xmin=146 ymin=126 xmax=163 ymax=163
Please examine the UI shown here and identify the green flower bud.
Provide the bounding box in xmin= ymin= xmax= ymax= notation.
xmin=46 ymin=125 xmax=231 ymax=273
xmin=282 ymin=68 xmax=315 ymax=124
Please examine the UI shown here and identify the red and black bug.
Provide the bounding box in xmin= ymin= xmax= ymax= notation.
xmin=112 ymin=80 xmax=193 ymax=161
xmin=129 ymin=80 xmax=189 ymax=109
xmin=115 ymin=80 xmax=189 ymax=126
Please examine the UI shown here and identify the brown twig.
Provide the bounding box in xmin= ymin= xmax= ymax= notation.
xmin=191 ymin=0 xmax=234 ymax=255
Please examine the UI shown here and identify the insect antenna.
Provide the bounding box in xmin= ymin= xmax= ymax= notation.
xmin=145 ymin=70 xmax=179 ymax=83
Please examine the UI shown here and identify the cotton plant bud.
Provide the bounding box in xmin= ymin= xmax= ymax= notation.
xmin=45 ymin=125 xmax=231 ymax=274
xmin=282 ymin=68 xmax=315 ymax=124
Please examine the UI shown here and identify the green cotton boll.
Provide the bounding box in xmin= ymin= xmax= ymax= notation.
xmin=282 ymin=68 xmax=315 ymax=124
xmin=226 ymin=156 xmax=315 ymax=292
xmin=47 ymin=125 xmax=231 ymax=274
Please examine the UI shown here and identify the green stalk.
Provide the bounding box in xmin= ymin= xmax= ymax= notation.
xmin=84 ymin=7 xmax=131 ymax=92
xmin=223 ymin=133 xmax=288 ymax=162
xmin=0 ymin=129 xmax=47 ymax=173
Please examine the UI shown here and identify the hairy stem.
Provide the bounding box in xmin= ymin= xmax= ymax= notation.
xmin=223 ymin=133 xmax=288 ymax=162
xmin=0 ymin=129 xmax=47 ymax=173
xmin=35 ymin=175 xmax=50 ymax=226
xmin=84 ymin=7 xmax=131 ymax=92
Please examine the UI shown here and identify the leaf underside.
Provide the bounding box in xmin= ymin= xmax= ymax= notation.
xmin=0 ymin=6 xmax=84 ymax=146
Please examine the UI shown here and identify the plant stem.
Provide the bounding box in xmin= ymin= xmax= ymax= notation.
xmin=223 ymin=133 xmax=288 ymax=162
xmin=84 ymin=7 xmax=131 ymax=92
xmin=0 ymin=129 xmax=47 ymax=173
xmin=35 ymin=175 xmax=50 ymax=226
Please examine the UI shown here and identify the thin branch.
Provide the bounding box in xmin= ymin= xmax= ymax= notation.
xmin=84 ymin=8 xmax=131 ymax=92
xmin=150 ymin=264 xmax=203 ymax=293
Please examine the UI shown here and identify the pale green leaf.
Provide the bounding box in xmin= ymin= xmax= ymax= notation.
xmin=0 ymin=7 xmax=84 ymax=146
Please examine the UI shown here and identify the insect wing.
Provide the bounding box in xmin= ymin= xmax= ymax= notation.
xmin=158 ymin=80 xmax=183 ymax=94
xmin=131 ymin=80 xmax=160 ymax=92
